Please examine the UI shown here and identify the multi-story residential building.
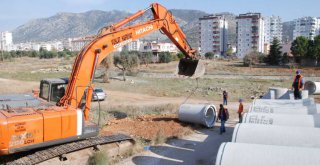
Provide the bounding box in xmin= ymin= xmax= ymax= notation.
xmin=264 ymin=16 xmax=283 ymax=44
xmin=293 ymin=17 xmax=320 ymax=40
xmin=70 ymin=36 xmax=94 ymax=51
xmin=141 ymin=41 xmax=178 ymax=62
xmin=199 ymin=14 xmax=228 ymax=56
xmin=142 ymin=41 xmax=178 ymax=53
xmin=123 ymin=39 xmax=142 ymax=51
xmin=236 ymin=13 xmax=265 ymax=58
xmin=0 ymin=31 xmax=13 ymax=51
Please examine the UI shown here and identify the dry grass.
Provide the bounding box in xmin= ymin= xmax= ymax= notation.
xmin=98 ymin=77 xmax=291 ymax=102
xmin=87 ymin=151 xmax=109 ymax=165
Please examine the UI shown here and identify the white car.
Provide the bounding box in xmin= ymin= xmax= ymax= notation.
xmin=92 ymin=88 xmax=106 ymax=101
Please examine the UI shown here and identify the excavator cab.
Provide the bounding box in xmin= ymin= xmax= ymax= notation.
xmin=39 ymin=78 xmax=68 ymax=103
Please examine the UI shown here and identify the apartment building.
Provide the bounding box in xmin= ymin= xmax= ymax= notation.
xmin=0 ymin=31 xmax=13 ymax=51
xmin=293 ymin=17 xmax=320 ymax=40
xmin=264 ymin=16 xmax=283 ymax=44
xmin=123 ymin=39 xmax=143 ymax=51
xmin=236 ymin=13 xmax=265 ymax=58
xmin=70 ymin=36 xmax=94 ymax=51
xmin=142 ymin=41 xmax=178 ymax=53
xmin=199 ymin=15 xmax=228 ymax=56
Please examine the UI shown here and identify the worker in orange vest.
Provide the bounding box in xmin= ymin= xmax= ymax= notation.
xmin=238 ymin=99 xmax=244 ymax=123
xmin=292 ymin=70 xmax=305 ymax=100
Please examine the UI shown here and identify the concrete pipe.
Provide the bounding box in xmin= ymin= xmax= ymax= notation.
xmin=301 ymin=90 xmax=309 ymax=99
xmin=178 ymin=104 xmax=216 ymax=128
xmin=278 ymin=89 xmax=294 ymax=100
xmin=248 ymin=104 xmax=320 ymax=114
xmin=232 ymin=123 xmax=320 ymax=148
xmin=242 ymin=113 xmax=320 ymax=127
xmin=269 ymin=87 xmax=288 ymax=99
xmin=305 ymin=81 xmax=320 ymax=95
xmin=216 ymin=142 xmax=320 ymax=165
xmin=253 ymin=98 xmax=314 ymax=106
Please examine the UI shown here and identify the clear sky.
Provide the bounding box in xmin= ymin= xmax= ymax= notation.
xmin=0 ymin=0 xmax=319 ymax=31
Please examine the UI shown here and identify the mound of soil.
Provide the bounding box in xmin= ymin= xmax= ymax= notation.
xmin=102 ymin=114 xmax=193 ymax=140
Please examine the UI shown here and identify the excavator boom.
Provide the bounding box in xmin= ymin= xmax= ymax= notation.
xmin=59 ymin=3 xmax=205 ymax=116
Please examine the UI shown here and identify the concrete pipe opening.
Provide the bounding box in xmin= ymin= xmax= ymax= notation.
xmin=178 ymin=104 xmax=216 ymax=128
xmin=305 ymin=81 xmax=320 ymax=95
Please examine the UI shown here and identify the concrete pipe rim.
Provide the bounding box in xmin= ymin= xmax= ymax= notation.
xmin=305 ymin=81 xmax=316 ymax=95
xmin=231 ymin=124 xmax=241 ymax=142
xmin=203 ymin=105 xmax=216 ymax=128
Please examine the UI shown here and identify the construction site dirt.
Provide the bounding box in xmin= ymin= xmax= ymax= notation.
xmin=1 ymin=57 xmax=320 ymax=165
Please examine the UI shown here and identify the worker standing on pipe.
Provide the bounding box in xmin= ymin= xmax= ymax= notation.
xmin=218 ymin=104 xmax=229 ymax=134
xmin=223 ymin=90 xmax=228 ymax=105
xmin=238 ymin=99 xmax=244 ymax=123
xmin=292 ymin=70 xmax=305 ymax=100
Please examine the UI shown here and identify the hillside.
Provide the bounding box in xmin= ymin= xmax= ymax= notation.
xmin=12 ymin=9 xmax=208 ymax=47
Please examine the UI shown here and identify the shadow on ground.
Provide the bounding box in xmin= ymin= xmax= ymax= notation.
xmin=131 ymin=123 xmax=235 ymax=165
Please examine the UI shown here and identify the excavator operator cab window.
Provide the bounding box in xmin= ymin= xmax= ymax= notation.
xmin=50 ymin=84 xmax=67 ymax=103
xmin=39 ymin=79 xmax=68 ymax=103
xmin=40 ymin=82 xmax=50 ymax=101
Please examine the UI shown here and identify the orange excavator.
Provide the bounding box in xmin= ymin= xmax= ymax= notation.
xmin=0 ymin=3 xmax=204 ymax=162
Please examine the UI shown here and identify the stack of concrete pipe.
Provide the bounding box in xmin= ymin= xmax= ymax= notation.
xmin=262 ymin=87 xmax=309 ymax=99
xmin=215 ymin=97 xmax=320 ymax=165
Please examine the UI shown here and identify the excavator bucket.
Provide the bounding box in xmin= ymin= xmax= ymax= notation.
xmin=177 ymin=58 xmax=205 ymax=78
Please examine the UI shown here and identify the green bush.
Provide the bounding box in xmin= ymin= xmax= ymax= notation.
xmin=176 ymin=52 xmax=185 ymax=59
xmin=158 ymin=52 xmax=172 ymax=63
xmin=204 ymin=52 xmax=214 ymax=59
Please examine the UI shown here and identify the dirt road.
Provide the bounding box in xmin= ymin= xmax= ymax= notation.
xmin=117 ymin=121 xmax=238 ymax=165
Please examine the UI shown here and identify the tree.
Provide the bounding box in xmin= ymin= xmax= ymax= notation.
xmin=113 ymin=50 xmax=139 ymax=81
xmin=138 ymin=52 xmax=153 ymax=66
xmin=243 ymin=51 xmax=262 ymax=67
xmin=282 ymin=52 xmax=290 ymax=64
xmin=314 ymin=35 xmax=320 ymax=60
xmin=291 ymin=36 xmax=309 ymax=59
xmin=158 ymin=52 xmax=172 ymax=63
xmin=268 ymin=38 xmax=282 ymax=65
xmin=226 ymin=48 xmax=234 ymax=57
xmin=204 ymin=52 xmax=214 ymax=59
xmin=101 ymin=55 xmax=113 ymax=83
xmin=176 ymin=52 xmax=185 ymax=59
xmin=306 ymin=39 xmax=317 ymax=59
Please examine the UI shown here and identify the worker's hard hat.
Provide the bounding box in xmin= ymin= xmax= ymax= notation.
xmin=296 ymin=70 xmax=301 ymax=75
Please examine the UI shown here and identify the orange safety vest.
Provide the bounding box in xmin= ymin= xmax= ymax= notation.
xmin=293 ymin=75 xmax=303 ymax=89
xmin=238 ymin=103 xmax=243 ymax=113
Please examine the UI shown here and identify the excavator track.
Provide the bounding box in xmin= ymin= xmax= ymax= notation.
xmin=0 ymin=134 xmax=132 ymax=165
